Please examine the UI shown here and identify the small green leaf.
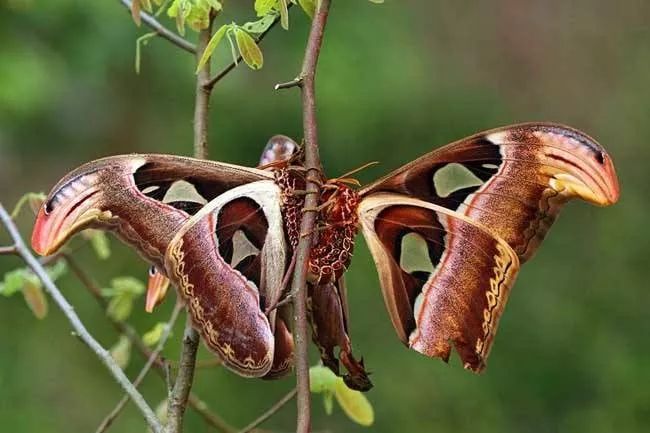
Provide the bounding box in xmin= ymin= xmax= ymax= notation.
xmin=309 ymin=365 xmax=339 ymax=393
xmin=168 ymin=0 xmax=192 ymax=35
xmin=155 ymin=399 xmax=168 ymax=424
xmin=242 ymin=14 xmax=277 ymax=34
xmin=1 ymin=262 xmax=65 ymax=298
xmin=334 ymin=378 xmax=374 ymax=426
xmin=278 ymin=0 xmax=289 ymax=29
xmin=82 ymin=229 xmax=111 ymax=260
xmin=147 ymin=399 xmax=168 ymax=433
xmin=368 ymin=0 xmax=384 ymax=3
xmin=45 ymin=260 xmax=67 ymax=282
xmin=141 ymin=0 xmax=153 ymax=12
xmin=104 ymin=277 xmax=144 ymax=321
xmin=196 ymin=24 xmax=228 ymax=73
xmin=107 ymin=293 xmax=135 ymax=322
xmin=297 ymin=0 xmax=316 ymax=18
xmin=110 ymin=335 xmax=132 ymax=369
xmin=254 ymin=0 xmax=277 ymax=16
xmin=111 ymin=277 xmax=145 ymax=296
xmin=143 ymin=322 xmax=168 ymax=347
xmin=234 ymin=28 xmax=264 ymax=69
xmin=201 ymin=0 xmax=222 ymax=11
xmin=22 ymin=278 xmax=48 ymax=319
xmin=0 ymin=268 xmax=29 ymax=297
xmin=323 ymin=391 xmax=334 ymax=415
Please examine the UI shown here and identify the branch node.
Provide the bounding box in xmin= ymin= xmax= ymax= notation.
xmin=274 ymin=77 xmax=304 ymax=90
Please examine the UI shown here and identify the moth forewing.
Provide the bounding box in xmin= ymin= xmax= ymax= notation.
xmin=163 ymin=180 xmax=287 ymax=377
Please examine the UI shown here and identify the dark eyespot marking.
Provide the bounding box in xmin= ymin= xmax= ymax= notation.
xmin=45 ymin=168 xmax=102 ymax=214
xmin=595 ymin=151 xmax=605 ymax=165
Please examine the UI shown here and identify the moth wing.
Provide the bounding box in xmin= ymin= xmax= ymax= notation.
xmin=360 ymin=123 xmax=619 ymax=262
xmin=165 ymin=180 xmax=288 ymax=377
xmin=358 ymin=193 xmax=520 ymax=371
xmin=32 ymin=154 xmax=272 ymax=269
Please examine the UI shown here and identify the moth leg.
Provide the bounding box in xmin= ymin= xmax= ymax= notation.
xmin=265 ymin=252 xmax=298 ymax=315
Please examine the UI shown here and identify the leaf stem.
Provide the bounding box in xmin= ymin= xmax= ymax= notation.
xmin=119 ymin=0 xmax=196 ymax=54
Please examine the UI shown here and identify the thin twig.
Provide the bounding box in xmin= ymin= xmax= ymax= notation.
xmin=203 ymin=5 xmax=291 ymax=91
xmin=238 ymin=388 xmax=297 ymax=433
xmin=0 ymin=245 xmax=17 ymax=255
xmin=64 ymin=253 xmax=235 ymax=433
xmin=285 ymin=1 xmax=333 ymax=432
xmin=188 ymin=394 xmax=236 ymax=433
xmin=119 ymin=0 xmax=196 ymax=54
xmin=0 ymin=204 xmax=163 ymax=433
xmin=95 ymin=302 xmax=184 ymax=433
xmin=167 ymin=317 xmax=201 ymax=433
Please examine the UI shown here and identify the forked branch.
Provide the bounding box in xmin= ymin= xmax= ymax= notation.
xmin=0 ymin=204 xmax=163 ymax=433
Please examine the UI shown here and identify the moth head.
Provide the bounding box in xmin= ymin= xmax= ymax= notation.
xmin=533 ymin=127 xmax=620 ymax=206
xmin=258 ymin=135 xmax=300 ymax=167
xmin=31 ymin=158 xmax=138 ymax=255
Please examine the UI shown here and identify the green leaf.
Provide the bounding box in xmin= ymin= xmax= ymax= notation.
xmin=168 ymin=0 xmax=192 ymax=35
xmin=143 ymin=322 xmax=168 ymax=346
xmin=201 ymin=0 xmax=222 ymax=11
xmin=110 ymin=335 xmax=132 ymax=369
xmin=22 ymin=278 xmax=48 ymax=319
xmin=242 ymin=14 xmax=277 ymax=34
xmin=111 ymin=277 xmax=145 ymax=296
xmin=147 ymin=399 xmax=168 ymax=433
xmin=234 ymin=28 xmax=264 ymax=69
xmin=297 ymin=0 xmax=316 ymax=18
xmin=45 ymin=260 xmax=67 ymax=282
xmin=107 ymin=293 xmax=135 ymax=322
xmin=254 ymin=0 xmax=277 ymax=17
xmin=0 ymin=268 xmax=29 ymax=297
xmin=104 ymin=277 xmax=144 ymax=321
xmin=1 ymin=262 xmax=65 ymax=298
xmin=278 ymin=0 xmax=289 ymax=29
xmin=323 ymin=391 xmax=334 ymax=415
xmin=368 ymin=0 xmax=384 ymax=3
xmin=141 ymin=0 xmax=153 ymax=12
xmin=196 ymin=24 xmax=228 ymax=73
xmin=82 ymin=229 xmax=111 ymax=260
xmin=334 ymin=378 xmax=374 ymax=426
xmin=309 ymin=365 xmax=339 ymax=393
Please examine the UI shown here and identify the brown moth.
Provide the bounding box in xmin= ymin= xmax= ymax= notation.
xmin=31 ymin=123 xmax=619 ymax=389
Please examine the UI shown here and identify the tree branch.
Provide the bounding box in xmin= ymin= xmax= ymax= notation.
xmin=119 ymin=0 xmax=196 ymax=54
xmin=64 ymin=253 xmax=235 ymax=433
xmin=286 ymin=1 xmax=332 ymax=432
xmin=166 ymin=17 xmax=216 ymax=433
xmin=238 ymin=388 xmax=297 ymax=433
xmin=96 ymin=301 xmax=183 ymax=433
xmin=0 ymin=204 xmax=163 ymax=433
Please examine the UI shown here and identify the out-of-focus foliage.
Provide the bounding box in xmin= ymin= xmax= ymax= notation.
xmin=0 ymin=1 xmax=649 ymax=433
xmin=310 ymin=365 xmax=375 ymax=426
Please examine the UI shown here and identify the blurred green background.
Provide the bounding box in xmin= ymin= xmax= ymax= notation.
xmin=1 ymin=1 xmax=648 ymax=432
